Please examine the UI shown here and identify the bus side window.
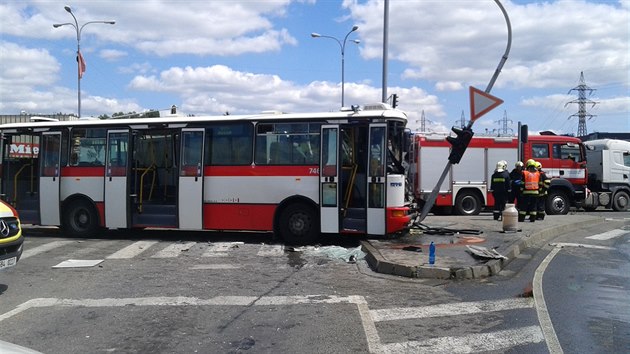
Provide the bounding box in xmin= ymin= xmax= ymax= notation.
xmin=211 ymin=137 xmax=229 ymax=165
xmin=269 ymin=142 xmax=280 ymax=164
xmin=255 ymin=138 xmax=268 ymax=164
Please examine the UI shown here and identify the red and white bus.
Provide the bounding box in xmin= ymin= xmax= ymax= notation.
xmin=0 ymin=104 xmax=411 ymax=244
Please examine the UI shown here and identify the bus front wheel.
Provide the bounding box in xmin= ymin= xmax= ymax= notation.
xmin=63 ymin=199 xmax=100 ymax=237
xmin=278 ymin=203 xmax=319 ymax=245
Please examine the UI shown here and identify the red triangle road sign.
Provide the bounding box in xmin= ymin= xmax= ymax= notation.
xmin=469 ymin=86 xmax=503 ymax=122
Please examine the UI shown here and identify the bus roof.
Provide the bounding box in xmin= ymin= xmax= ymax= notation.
xmin=0 ymin=104 xmax=407 ymax=131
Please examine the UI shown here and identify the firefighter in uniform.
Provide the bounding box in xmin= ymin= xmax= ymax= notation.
xmin=490 ymin=160 xmax=511 ymax=220
xmin=536 ymin=161 xmax=551 ymax=220
xmin=519 ymin=159 xmax=540 ymax=222
xmin=509 ymin=161 xmax=524 ymax=206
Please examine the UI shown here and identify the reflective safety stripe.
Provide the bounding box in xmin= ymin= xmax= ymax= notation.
xmin=492 ymin=178 xmax=506 ymax=182
xmin=523 ymin=171 xmax=540 ymax=190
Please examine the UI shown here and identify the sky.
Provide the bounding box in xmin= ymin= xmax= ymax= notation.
xmin=0 ymin=0 xmax=628 ymax=136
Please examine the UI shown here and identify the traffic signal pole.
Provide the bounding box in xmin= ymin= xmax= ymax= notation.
xmin=417 ymin=0 xmax=511 ymax=222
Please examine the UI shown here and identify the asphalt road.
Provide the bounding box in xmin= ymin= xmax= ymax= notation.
xmin=1 ymin=211 xmax=628 ymax=353
xmin=538 ymin=216 xmax=630 ymax=353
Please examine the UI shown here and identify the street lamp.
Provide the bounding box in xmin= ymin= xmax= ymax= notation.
xmin=311 ymin=25 xmax=359 ymax=107
xmin=53 ymin=6 xmax=115 ymax=118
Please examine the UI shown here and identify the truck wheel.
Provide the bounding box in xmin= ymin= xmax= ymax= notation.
xmin=278 ymin=203 xmax=320 ymax=245
xmin=546 ymin=191 xmax=569 ymax=215
xmin=454 ymin=191 xmax=481 ymax=215
xmin=62 ymin=199 xmax=100 ymax=237
xmin=612 ymin=191 xmax=629 ymax=211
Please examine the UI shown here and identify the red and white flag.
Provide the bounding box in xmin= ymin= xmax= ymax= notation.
xmin=77 ymin=51 xmax=86 ymax=79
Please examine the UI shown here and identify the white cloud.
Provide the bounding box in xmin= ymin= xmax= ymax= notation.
xmin=100 ymin=49 xmax=127 ymax=61
xmin=0 ymin=0 xmax=627 ymax=131
xmin=435 ymin=81 xmax=464 ymax=92
xmin=348 ymin=0 xmax=629 ymax=91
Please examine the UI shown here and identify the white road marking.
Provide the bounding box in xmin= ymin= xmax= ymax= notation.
xmin=253 ymin=295 xmax=366 ymax=306
xmin=189 ymin=264 xmax=241 ymax=270
xmin=1 ymin=293 xmax=546 ymax=353
xmin=534 ymin=246 xmax=564 ymax=354
xmin=151 ymin=242 xmax=197 ymax=258
xmin=106 ymin=240 xmax=159 ymax=259
xmin=202 ymin=242 xmax=244 ymax=257
xmin=0 ymin=295 xmax=364 ymax=322
xmin=20 ymin=241 xmax=74 ymax=259
xmin=370 ymin=298 xmax=534 ymax=322
xmin=257 ymin=244 xmax=285 ymax=257
xmin=585 ymin=229 xmax=628 ymax=240
xmin=381 ymin=326 xmax=544 ymax=354
xmin=550 ymin=242 xmax=615 ymax=250
xmin=356 ymin=301 xmax=383 ymax=354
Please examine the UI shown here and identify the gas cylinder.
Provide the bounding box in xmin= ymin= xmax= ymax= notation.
xmin=502 ymin=203 xmax=518 ymax=232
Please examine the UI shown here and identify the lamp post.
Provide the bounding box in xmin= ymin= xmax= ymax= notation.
xmin=53 ymin=6 xmax=115 ymax=118
xmin=311 ymin=25 xmax=359 ymax=107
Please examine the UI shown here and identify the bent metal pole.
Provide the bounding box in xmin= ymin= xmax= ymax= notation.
xmin=417 ymin=0 xmax=512 ymax=222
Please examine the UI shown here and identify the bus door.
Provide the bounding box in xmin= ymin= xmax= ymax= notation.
xmin=105 ymin=130 xmax=129 ymax=229
xmin=39 ymin=132 xmax=61 ymax=225
xmin=367 ymin=124 xmax=386 ymax=235
xmin=178 ymin=128 xmax=205 ymax=229
xmin=320 ymin=125 xmax=339 ymax=233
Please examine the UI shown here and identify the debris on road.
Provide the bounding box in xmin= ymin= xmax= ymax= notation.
xmin=466 ymin=245 xmax=507 ymax=260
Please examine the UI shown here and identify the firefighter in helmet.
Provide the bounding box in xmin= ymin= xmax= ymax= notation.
xmin=490 ymin=160 xmax=511 ymax=220
xmin=519 ymin=159 xmax=541 ymax=222
xmin=509 ymin=161 xmax=524 ymax=206
xmin=536 ymin=161 xmax=551 ymax=220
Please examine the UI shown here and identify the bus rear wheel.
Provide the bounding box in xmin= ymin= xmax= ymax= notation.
xmin=63 ymin=199 xmax=100 ymax=237
xmin=278 ymin=203 xmax=319 ymax=245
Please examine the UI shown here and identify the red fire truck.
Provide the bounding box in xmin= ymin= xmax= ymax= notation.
xmin=408 ymin=132 xmax=587 ymax=215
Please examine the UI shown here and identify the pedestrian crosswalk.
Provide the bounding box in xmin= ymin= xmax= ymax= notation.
xmin=20 ymin=240 xmax=74 ymax=259
xmin=107 ymin=240 xmax=158 ymax=259
xmin=380 ymin=325 xmax=544 ymax=354
xmin=151 ymin=241 xmax=197 ymax=258
xmin=369 ymin=298 xmax=544 ymax=353
xmin=20 ymin=238 xmax=321 ymax=266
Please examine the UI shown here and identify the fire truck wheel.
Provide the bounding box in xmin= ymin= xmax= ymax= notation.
xmin=63 ymin=199 xmax=100 ymax=237
xmin=612 ymin=191 xmax=629 ymax=211
xmin=279 ymin=203 xmax=319 ymax=245
xmin=546 ymin=190 xmax=569 ymax=215
xmin=454 ymin=191 xmax=481 ymax=215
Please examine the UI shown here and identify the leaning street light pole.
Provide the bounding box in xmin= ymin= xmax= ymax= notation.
xmin=53 ymin=6 xmax=115 ymax=118
xmin=311 ymin=25 xmax=359 ymax=107
xmin=417 ymin=0 xmax=512 ymax=222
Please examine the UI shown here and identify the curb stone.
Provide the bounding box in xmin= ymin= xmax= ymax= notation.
xmin=360 ymin=216 xmax=606 ymax=280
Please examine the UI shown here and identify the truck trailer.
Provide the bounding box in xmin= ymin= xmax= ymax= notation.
xmin=583 ymin=139 xmax=630 ymax=211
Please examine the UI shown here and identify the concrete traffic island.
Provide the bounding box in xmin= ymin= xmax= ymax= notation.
xmin=360 ymin=214 xmax=604 ymax=279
